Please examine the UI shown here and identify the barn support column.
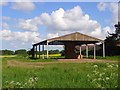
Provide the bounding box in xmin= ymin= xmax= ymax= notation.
xmin=39 ymin=45 xmax=40 ymax=59
xmin=103 ymin=41 xmax=105 ymax=57
xmin=42 ymin=45 xmax=44 ymax=59
xmin=32 ymin=45 xmax=35 ymax=58
xmin=46 ymin=41 xmax=49 ymax=59
xmin=94 ymin=44 xmax=96 ymax=59
xmin=86 ymin=45 xmax=88 ymax=58
xmin=79 ymin=46 xmax=81 ymax=55
xmin=36 ymin=45 xmax=37 ymax=58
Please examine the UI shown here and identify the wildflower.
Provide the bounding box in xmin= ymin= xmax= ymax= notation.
xmin=106 ymin=63 xmax=109 ymax=65
xmin=87 ymin=74 xmax=90 ymax=77
xmin=99 ymin=73 xmax=102 ymax=77
xmin=34 ymin=77 xmax=38 ymax=81
xmin=108 ymin=65 xmax=113 ymax=68
xmin=16 ymin=82 xmax=21 ymax=86
xmin=104 ymin=69 xmax=106 ymax=71
xmin=98 ymin=78 xmax=101 ymax=81
xmin=102 ymin=73 xmax=105 ymax=75
xmin=93 ymin=70 xmax=97 ymax=73
xmin=116 ymin=64 xmax=118 ymax=68
xmin=111 ymin=64 xmax=115 ymax=66
xmin=10 ymin=81 xmax=14 ymax=84
xmin=93 ymin=65 xmax=98 ymax=68
xmin=106 ymin=77 xmax=110 ymax=80
xmin=92 ymin=79 xmax=96 ymax=82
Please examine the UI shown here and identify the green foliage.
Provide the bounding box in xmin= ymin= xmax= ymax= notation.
xmin=49 ymin=49 xmax=60 ymax=54
xmin=15 ymin=49 xmax=27 ymax=57
xmin=104 ymin=22 xmax=120 ymax=56
xmin=0 ymin=49 xmax=14 ymax=55
xmin=60 ymin=50 xmax=65 ymax=56
xmin=87 ymin=63 xmax=118 ymax=88
xmin=87 ymin=55 xmax=120 ymax=60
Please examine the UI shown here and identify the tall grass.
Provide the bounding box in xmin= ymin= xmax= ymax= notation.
xmin=86 ymin=55 xmax=120 ymax=60
xmin=2 ymin=59 xmax=118 ymax=88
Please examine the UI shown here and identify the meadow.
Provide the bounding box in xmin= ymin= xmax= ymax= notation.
xmin=1 ymin=55 xmax=119 ymax=88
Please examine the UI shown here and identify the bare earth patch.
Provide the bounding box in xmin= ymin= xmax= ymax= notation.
xmin=6 ymin=59 xmax=118 ymax=68
xmin=58 ymin=59 xmax=118 ymax=63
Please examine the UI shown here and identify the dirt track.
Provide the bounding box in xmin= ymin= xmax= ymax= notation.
xmin=7 ymin=59 xmax=118 ymax=68
xmin=58 ymin=59 xmax=118 ymax=63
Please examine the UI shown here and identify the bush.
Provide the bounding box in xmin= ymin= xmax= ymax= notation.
xmin=15 ymin=49 xmax=28 ymax=57
xmin=0 ymin=50 xmax=14 ymax=55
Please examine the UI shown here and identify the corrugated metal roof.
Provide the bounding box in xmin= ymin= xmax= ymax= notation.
xmin=48 ymin=32 xmax=102 ymax=42
xmin=33 ymin=32 xmax=103 ymax=46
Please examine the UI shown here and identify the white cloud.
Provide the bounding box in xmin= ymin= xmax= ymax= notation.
xmin=2 ymin=16 xmax=11 ymax=21
xmin=39 ymin=6 xmax=103 ymax=39
xmin=2 ymin=5 xmax=114 ymax=50
xmin=0 ymin=29 xmax=41 ymax=43
xmin=102 ymin=26 xmax=112 ymax=36
xmin=97 ymin=2 xmax=118 ymax=24
xmin=118 ymin=2 xmax=120 ymax=21
xmin=97 ymin=2 xmax=107 ymax=11
xmin=1 ymin=22 xmax=9 ymax=29
xmin=11 ymin=2 xmax=35 ymax=12
xmin=109 ymin=3 xmax=118 ymax=24
xmin=0 ymin=1 xmax=8 ymax=6
xmin=18 ymin=19 xmax=38 ymax=31
xmin=47 ymin=33 xmax=59 ymax=39
xmin=17 ymin=6 xmax=110 ymax=39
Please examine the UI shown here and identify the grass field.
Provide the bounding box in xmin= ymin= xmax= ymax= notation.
xmin=1 ymin=55 xmax=119 ymax=88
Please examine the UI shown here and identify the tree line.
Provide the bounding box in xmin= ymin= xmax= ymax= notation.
xmin=0 ymin=49 xmax=62 ymax=56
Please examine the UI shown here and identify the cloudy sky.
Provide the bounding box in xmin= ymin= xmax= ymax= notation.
xmin=0 ymin=1 xmax=119 ymax=51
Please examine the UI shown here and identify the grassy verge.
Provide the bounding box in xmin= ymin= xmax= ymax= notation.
xmin=86 ymin=55 xmax=119 ymax=61
xmin=2 ymin=56 xmax=119 ymax=88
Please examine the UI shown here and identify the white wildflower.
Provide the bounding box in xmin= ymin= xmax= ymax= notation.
xmin=116 ymin=64 xmax=118 ymax=68
xmin=112 ymin=64 xmax=115 ymax=66
xmin=16 ymin=82 xmax=21 ymax=85
xmin=106 ymin=77 xmax=110 ymax=80
xmin=92 ymin=79 xmax=96 ymax=82
xmin=102 ymin=73 xmax=105 ymax=75
xmin=35 ymin=77 xmax=38 ymax=81
xmin=10 ymin=81 xmax=14 ymax=84
xmin=108 ymin=65 xmax=113 ymax=68
xmin=93 ymin=65 xmax=98 ymax=68
xmin=87 ymin=74 xmax=90 ymax=77
xmin=99 ymin=73 xmax=102 ymax=77
xmin=104 ymin=68 xmax=106 ymax=71
xmin=106 ymin=63 xmax=109 ymax=65
xmin=98 ymin=78 xmax=101 ymax=81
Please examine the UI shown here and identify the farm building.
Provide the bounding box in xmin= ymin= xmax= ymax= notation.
xmin=31 ymin=32 xmax=105 ymax=59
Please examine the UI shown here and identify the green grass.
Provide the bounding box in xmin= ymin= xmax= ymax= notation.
xmin=2 ymin=56 xmax=118 ymax=88
xmin=86 ymin=55 xmax=120 ymax=60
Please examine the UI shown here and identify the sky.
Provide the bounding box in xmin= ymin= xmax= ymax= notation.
xmin=0 ymin=1 xmax=119 ymax=51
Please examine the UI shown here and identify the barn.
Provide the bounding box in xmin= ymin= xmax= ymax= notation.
xmin=31 ymin=32 xmax=105 ymax=59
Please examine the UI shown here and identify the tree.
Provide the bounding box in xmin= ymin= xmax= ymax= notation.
xmin=104 ymin=22 xmax=120 ymax=56
xmin=15 ymin=49 xmax=27 ymax=57
xmin=0 ymin=50 xmax=14 ymax=55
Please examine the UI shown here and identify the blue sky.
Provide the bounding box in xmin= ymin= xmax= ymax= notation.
xmin=0 ymin=2 xmax=118 ymax=51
